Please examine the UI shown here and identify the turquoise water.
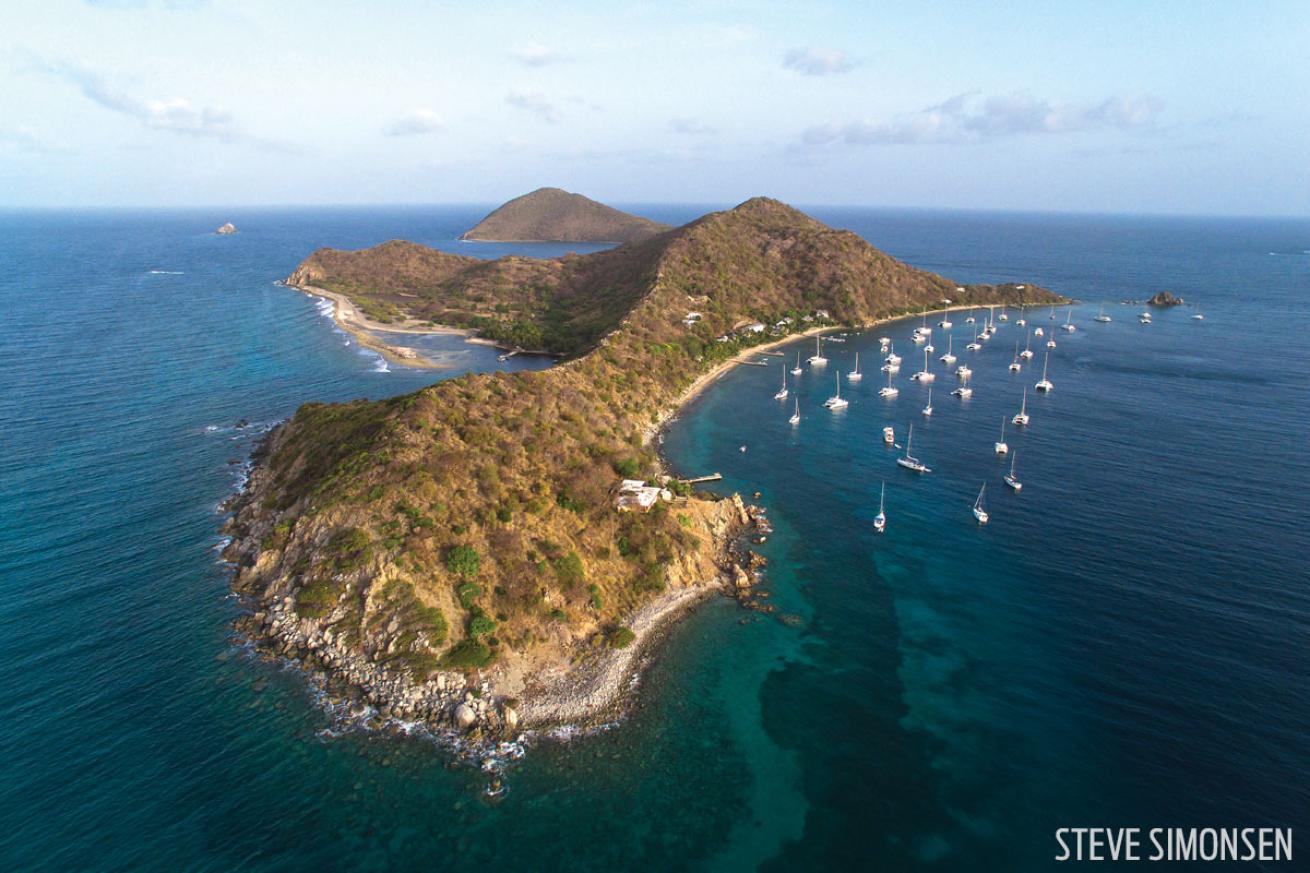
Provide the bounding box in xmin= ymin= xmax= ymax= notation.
xmin=1 ymin=207 xmax=1307 ymax=870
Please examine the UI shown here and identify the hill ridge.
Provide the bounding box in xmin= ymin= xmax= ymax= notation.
xmin=459 ymin=187 xmax=669 ymax=244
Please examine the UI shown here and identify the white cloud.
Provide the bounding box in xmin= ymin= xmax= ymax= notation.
xmin=512 ymin=42 xmax=563 ymax=67
xmin=0 ymin=125 xmax=72 ymax=154
xmin=506 ymin=91 xmax=559 ymax=124
xmin=783 ymin=47 xmax=856 ymax=76
xmin=384 ymin=109 xmax=444 ymax=137
xmin=801 ymin=91 xmax=1165 ymax=147
xmin=669 ymin=118 xmax=715 ymax=135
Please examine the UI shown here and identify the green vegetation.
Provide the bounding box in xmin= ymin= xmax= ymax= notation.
xmin=245 ymin=197 xmax=1062 ymax=681
xmin=607 ymin=626 xmax=637 ymax=649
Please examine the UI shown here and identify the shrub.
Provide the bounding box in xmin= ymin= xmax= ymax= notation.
xmin=456 ymin=581 xmax=482 ymax=609
xmin=468 ymin=609 xmax=496 ymax=640
xmin=328 ymin=527 xmax=372 ymax=572
xmin=552 ymin=551 xmax=586 ymax=587
xmin=607 ymin=627 xmax=636 ymax=649
xmin=612 ymin=457 xmax=641 ymax=478
xmin=445 ymin=544 xmax=481 ymax=578
xmin=441 ymin=640 xmax=494 ymax=669
xmin=587 ymin=583 xmax=603 ymax=611
xmin=296 ymin=579 xmax=340 ymax=618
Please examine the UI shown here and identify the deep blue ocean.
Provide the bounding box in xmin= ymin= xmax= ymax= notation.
xmin=1 ymin=205 xmax=1307 ymax=871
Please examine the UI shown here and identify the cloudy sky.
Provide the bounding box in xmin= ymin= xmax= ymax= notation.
xmin=2 ymin=0 xmax=1307 ymax=214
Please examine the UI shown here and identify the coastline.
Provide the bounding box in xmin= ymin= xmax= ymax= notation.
xmin=290 ymin=283 xmax=459 ymax=369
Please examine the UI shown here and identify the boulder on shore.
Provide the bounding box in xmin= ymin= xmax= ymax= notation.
xmin=216 ymin=222 xmax=238 ymax=235
xmin=1148 ymin=290 xmax=1183 ymax=307
xmin=454 ymin=702 xmax=477 ymax=729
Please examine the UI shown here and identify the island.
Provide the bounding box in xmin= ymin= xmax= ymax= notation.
xmin=1148 ymin=290 xmax=1184 ymax=307
xmin=216 ymin=222 xmax=238 ymax=235
xmin=459 ymin=187 xmax=669 ymax=244
xmin=224 ymin=197 xmax=1064 ymax=739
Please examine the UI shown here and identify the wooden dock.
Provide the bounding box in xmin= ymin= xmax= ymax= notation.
xmin=680 ymin=473 xmax=722 ymax=484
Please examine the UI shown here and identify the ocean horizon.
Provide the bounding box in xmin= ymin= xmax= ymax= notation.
xmin=2 ymin=205 xmax=1307 ymax=871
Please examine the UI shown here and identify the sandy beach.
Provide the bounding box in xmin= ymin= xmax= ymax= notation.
xmin=289 ymin=283 xmax=467 ymax=369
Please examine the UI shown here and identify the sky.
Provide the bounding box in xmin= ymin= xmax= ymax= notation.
xmin=2 ymin=0 xmax=1308 ymax=214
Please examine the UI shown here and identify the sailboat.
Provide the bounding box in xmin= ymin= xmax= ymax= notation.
xmin=1191 ymin=307 xmax=1204 ymax=321
xmin=972 ymin=483 xmax=989 ymax=524
xmin=873 ymin=482 xmax=887 ymax=533
xmin=791 ymin=350 xmax=803 ymax=376
xmin=1046 ymin=331 xmax=1057 ymax=349
xmin=1004 ymin=452 xmax=1022 ymax=491
xmin=1008 ymin=341 xmax=1022 ymax=373
xmin=896 ymin=423 xmax=931 ymax=473
xmin=998 ymin=307 xmax=1009 ymax=322
xmin=939 ymin=333 xmax=957 ymax=365
xmin=823 ymin=372 xmax=848 ymax=409
xmin=922 ymin=387 xmax=933 ymax=417
xmin=938 ymin=309 xmax=953 ymax=329
xmin=965 ymin=307 xmax=976 ymax=324
xmin=1061 ymin=308 xmax=1076 ymax=332
xmin=808 ymin=335 xmax=827 ymax=365
xmin=879 ymin=370 xmax=899 ymax=398
xmin=911 ymin=347 xmax=935 ymax=382
xmin=995 ymin=416 xmax=1009 ymax=454
xmin=1139 ymin=310 xmax=1152 ymax=324
xmin=789 ymin=398 xmax=800 ymax=425
xmin=774 ymin=367 xmax=789 ymax=400
xmin=1016 ymin=304 xmax=1027 ymax=327
xmin=951 ymin=385 xmax=973 ymax=398
xmin=884 ymin=345 xmax=901 ymax=366
xmin=1034 ymin=325 xmax=1045 ymax=337
xmin=1049 ymin=305 xmax=1057 ymax=320
xmin=1020 ymin=329 xmax=1034 ymax=360
xmin=1035 ymin=350 xmax=1053 ymax=392
xmin=984 ymin=306 xmax=997 ymax=336
xmin=848 ymin=352 xmax=863 ymax=382
xmin=956 ymin=363 xmax=972 ymax=380
xmin=1012 ymin=387 xmax=1030 ymax=426
xmin=966 ymin=326 xmax=982 ymax=352
xmin=1094 ymin=303 xmax=1112 ymax=323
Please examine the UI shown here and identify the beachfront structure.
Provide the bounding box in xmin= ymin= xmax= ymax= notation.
xmin=615 ymin=479 xmax=665 ymax=512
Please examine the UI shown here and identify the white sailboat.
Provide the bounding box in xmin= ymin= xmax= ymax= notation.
xmin=939 ymin=333 xmax=957 ymax=365
xmin=774 ymin=367 xmax=789 ymax=400
xmin=1035 ymin=350 xmax=1053 ymax=392
xmin=879 ymin=370 xmax=899 ymax=398
xmin=1016 ymin=304 xmax=1027 ymax=327
xmin=1139 ymin=310 xmax=1152 ymax=324
xmin=951 ymin=385 xmax=973 ymax=398
xmin=995 ymin=416 xmax=1009 ymax=455
xmin=1061 ymin=308 xmax=1076 ymax=332
xmin=1020 ymin=329 xmax=1034 ymax=360
xmin=808 ymin=335 xmax=828 ymax=365
xmin=884 ymin=345 xmax=901 ymax=366
xmin=972 ymin=483 xmax=989 ymax=524
xmin=1094 ymin=303 xmax=1111 ymax=323
xmin=791 ymin=350 xmax=803 ymax=376
xmin=848 ymin=352 xmax=863 ymax=382
xmin=1191 ymin=307 xmax=1204 ymax=321
xmin=965 ymin=307 xmax=976 ymax=324
xmin=873 ymin=482 xmax=887 ymax=533
xmin=1004 ymin=452 xmax=1022 ymax=491
xmin=1049 ymin=305 xmax=1057 ymax=320
xmin=938 ymin=309 xmax=953 ymax=329
xmin=922 ymin=387 xmax=934 ymax=417
xmin=1034 ymin=325 xmax=1045 ymax=337
xmin=1012 ymin=387 xmax=1030 ymax=426
xmin=789 ymin=398 xmax=800 ymax=425
xmin=1008 ymin=341 xmax=1022 ymax=373
xmin=896 ymin=423 xmax=931 ymax=473
xmin=998 ymin=307 xmax=1009 ymax=322
xmin=823 ymin=372 xmax=848 ymax=409
xmin=911 ymin=347 xmax=935 ymax=382
xmin=966 ymin=326 xmax=982 ymax=351
xmin=1046 ymin=332 xmax=1057 ymax=349
xmin=956 ymin=363 xmax=972 ymax=380
xmin=883 ymin=425 xmax=895 ymax=445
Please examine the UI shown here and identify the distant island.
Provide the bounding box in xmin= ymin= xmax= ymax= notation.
xmin=228 ymin=197 xmax=1063 ymax=740
xmin=216 ymin=222 xmax=238 ymax=235
xmin=459 ymin=187 xmax=669 ymax=244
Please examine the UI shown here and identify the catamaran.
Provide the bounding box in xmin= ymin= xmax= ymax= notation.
xmin=789 ymin=398 xmax=800 ymax=425
xmin=995 ymin=416 xmax=1009 ymax=454
xmin=1061 ymin=308 xmax=1076 ymax=332
xmin=808 ymin=335 xmax=828 ymax=365
xmin=939 ymin=333 xmax=957 ymax=365
xmin=1020 ymin=329 xmax=1034 ymax=360
xmin=1139 ymin=310 xmax=1152 ymax=324
xmin=966 ymin=326 xmax=982 ymax=351
xmin=965 ymin=307 xmax=976 ymax=324
xmin=883 ymin=425 xmax=895 ymax=445
xmin=1049 ymin=305 xmax=1057 ymax=320
xmin=848 ymin=352 xmax=862 ymax=382
xmin=1016 ymin=304 xmax=1027 ymax=327
xmin=1035 ymin=350 xmax=1053 ymax=392
xmin=774 ymin=367 xmax=789 ymax=400
xmin=998 ymin=307 xmax=1009 ymax=322
xmin=791 ymin=350 xmax=803 ymax=376
xmin=1008 ymin=341 xmax=1022 ymax=373
xmin=911 ymin=348 xmax=935 ymax=382
xmin=1004 ymin=452 xmax=1022 ymax=491
xmin=873 ymin=482 xmax=887 ymax=533
xmin=1034 ymin=325 xmax=1045 ymax=337
xmin=956 ymin=363 xmax=972 ymax=380
xmin=972 ymin=483 xmax=989 ymax=524
xmin=823 ymin=373 xmax=848 ymax=409
xmin=1191 ymin=308 xmax=1204 ymax=321
xmin=951 ymin=385 xmax=973 ymax=398
xmin=922 ymin=387 xmax=933 ymax=417
xmin=884 ymin=346 xmax=901 ymax=366
xmin=1012 ymin=387 xmax=1030 ymax=426
xmin=938 ymin=309 xmax=953 ymax=329
xmin=1094 ymin=303 xmax=1111 ymax=323
xmin=879 ymin=370 xmax=899 ymax=398
xmin=896 ymin=423 xmax=931 ymax=473
xmin=1046 ymin=331 xmax=1057 ymax=349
